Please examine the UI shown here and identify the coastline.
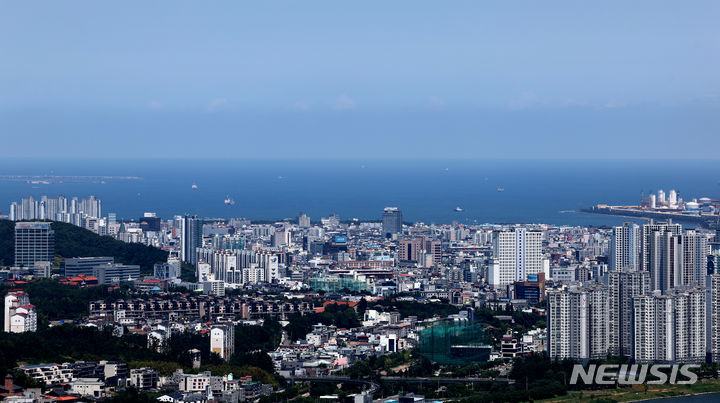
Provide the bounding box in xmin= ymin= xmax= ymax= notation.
xmin=627 ymin=391 xmax=720 ymax=403
xmin=542 ymin=379 xmax=720 ymax=403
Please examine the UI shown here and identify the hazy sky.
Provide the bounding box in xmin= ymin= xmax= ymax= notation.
xmin=2 ymin=1 xmax=719 ymax=158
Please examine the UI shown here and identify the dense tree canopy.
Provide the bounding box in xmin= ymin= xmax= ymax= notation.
xmin=0 ymin=220 xmax=168 ymax=273
xmin=285 ymin=303 xmax=361 ymax=341
xmin=0 ymin=279 xmax=131 ymax=326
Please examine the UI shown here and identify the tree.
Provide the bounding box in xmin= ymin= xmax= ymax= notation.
xmin=357 ymin=298 xmax=368 ymax=315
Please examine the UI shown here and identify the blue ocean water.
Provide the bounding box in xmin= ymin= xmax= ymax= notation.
xmin=0 ymin=158 xmax=718 ymax=226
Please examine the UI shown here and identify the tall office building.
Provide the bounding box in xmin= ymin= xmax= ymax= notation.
xmin=382 ymin=207 xmax=403 ymax=237
xmin=607 ymin=270 xmax=650 ymax=356
xmin=547 ymin=285 xmax=609 ymax=360
xmin=632 ymin=287 xmax=706 ymax=363
xmin=181 ymin=215 xmax=201 ymax=265
xmin=14 ymin=222 xmax=54 ymax=267
xmin=610 ymin=222 xmax=640 ymax=271
xmin=398 ymin=238 xmax=423 ymax=263
xmin=491 ymin=228 xmax=543 ymax=287
xmin=707 ymin=274 xmax=720 ymax=363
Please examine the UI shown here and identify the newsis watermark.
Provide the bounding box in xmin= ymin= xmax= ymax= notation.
xmin=569 ymin=364 xmax=700 ymax=385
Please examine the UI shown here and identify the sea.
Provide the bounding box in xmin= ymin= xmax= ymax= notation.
xmin=0 ymin=158 xmax=718 ymax=227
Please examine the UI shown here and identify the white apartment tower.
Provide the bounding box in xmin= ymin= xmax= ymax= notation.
xmin=632 ymin=287 xmax=706 ymax=363
xmin=610 ymin=222 xmax=640 ymax=271
xmin=210 ymin=324 xmax=235 ymax=361
xmin=682 ymin=230 xmax=709 ymax=287
xmin=491 ymin=228 xmax=542 ymax=287
xmin=547 ymin=285 xmax=609 ymax=360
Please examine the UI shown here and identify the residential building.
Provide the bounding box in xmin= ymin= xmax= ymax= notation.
xmin=608 ymin=270 xmax=650 ymax=356
xmin=682 ymin=230 xmax=709 ymax=287
xmin=129 ymin=368 xmax=159 ymax=390
xmin=707 ymin=274 xmax=720 ymax=363
xmin=632 ymin=287 xmax=706 ymax=363
xmin=610 ymin=222 xmax=640 ymax=271
xmin=547 ymin=285 xmax=609 ymax=360
xmin=491 ymin=228 xmax=543 ymax=287
xmin=4 ymin=291 xmax=37 ymax=333
xmin=210 ymin=324 xmax=235 ymax=361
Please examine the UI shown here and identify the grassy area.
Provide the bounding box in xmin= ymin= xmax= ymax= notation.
xmin=541 ymin=378 xmax=720 ymax=403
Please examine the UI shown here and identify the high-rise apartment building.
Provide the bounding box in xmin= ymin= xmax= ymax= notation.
xmin=707 ymin=274 xmax=720 ymax=363
xmin=382 ymin=207 xmax=403 ymax=237
xmin=547 ymin=285 xmax=609 ymax=360
xmin=682 ymin=230 xmax=709 ymax=287
xmin=10 ymin=195 xmax=102 ymax=225
xmin=645 ymin=229 xmax=683 ymax=292
xmin=608 ymin=270 xmax=651 ymax=356
xmin=632 ymin=287 xmax=706 ymax=363
xmin=210 ymin=324 xmax=235 ymax=361
xmin=14 ymin=222 xmax=54 ymax=267
xmin=298 ymin=213 xmax=311 ymax=228
xmin=610 ymin=222 xmax=640 ymax=271
xmin=181 ymin=215 xmax=201 ymax=265
xmin=641 ymin=220 xmax=682 ymax=271
xmin=491 ymin=228 xmax=543 ymax=287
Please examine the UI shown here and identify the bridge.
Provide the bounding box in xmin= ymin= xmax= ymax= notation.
xmin=382 ymin=376 xmax=514 ymax=384
xmin=288 ymin=376 xmax=380 ymax=394
xmin=287 ymin=375 xmax=514 ymax=394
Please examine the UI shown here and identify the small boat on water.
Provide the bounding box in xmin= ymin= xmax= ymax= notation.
xmin=497 ymin=187 xmax=505 ymax=192
xmin=224 ymin=196 xmax=235 ymax=205
xmin=191 ymin=184 xmax=198 ymax=190
xmin=455 ymin=206 xmax=464 ymax=212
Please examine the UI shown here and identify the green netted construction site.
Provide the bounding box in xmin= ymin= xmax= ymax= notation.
xmin=417 ymin=320 xmax=491 ymax=365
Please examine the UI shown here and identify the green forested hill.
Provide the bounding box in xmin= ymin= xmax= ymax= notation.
xmin=0 ymin=220 xmax=168 ymax=272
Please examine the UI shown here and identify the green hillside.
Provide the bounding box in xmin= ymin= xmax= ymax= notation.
xmin=0 ymin=220 xmax=168 ymax=273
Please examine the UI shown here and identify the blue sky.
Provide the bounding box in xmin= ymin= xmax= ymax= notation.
xmin=1 ymin=1 xmax=719 ymax=158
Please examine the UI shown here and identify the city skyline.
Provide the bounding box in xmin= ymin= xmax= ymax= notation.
xmin=3 ymin=2 xmax=720 ymax=400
